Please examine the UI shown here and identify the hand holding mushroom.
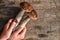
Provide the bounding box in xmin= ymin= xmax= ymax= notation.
xmin=0 ymin=2 xmax=37 ymax=40
xmin=8 ymin=2 xmax=37 ymax=40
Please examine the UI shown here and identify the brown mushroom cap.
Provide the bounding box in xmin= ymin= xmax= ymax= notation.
xmin=20 ymin=2 xmax=33 ymax=12
xmin=27 ymin=10 xmax=38 ymax=20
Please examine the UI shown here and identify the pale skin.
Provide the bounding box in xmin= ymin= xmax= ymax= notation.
xmin=0 ymin=19 xmax=27 ymax=40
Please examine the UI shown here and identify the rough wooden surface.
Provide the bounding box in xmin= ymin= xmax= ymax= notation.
xmin=0 ymin=0 xmax=60 ymax=40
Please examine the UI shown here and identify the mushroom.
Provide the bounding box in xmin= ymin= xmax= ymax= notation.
xmin=13 ymin=9 xmax=38 ymax=31
xmin=17 ymin=9 xmax=38 ymax=29
xmin=13 ymin=2 xmax=37 ymax=31
xmin=23 ymin=10 xmax=37 ymax=20
xmin=15 ymin=2 xmax=34 ymax=23
xmin=20 ymin=2 xmax=33 ymax=12
xmin=27 ymin=10 xmax=37 ymax=20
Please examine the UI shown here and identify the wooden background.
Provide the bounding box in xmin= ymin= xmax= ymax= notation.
xmin=0 ymin=0 xmax=60 ymax=40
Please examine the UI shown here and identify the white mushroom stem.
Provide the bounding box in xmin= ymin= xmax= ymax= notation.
xmin=13 ymin=10 xmax=25 ymax=31
xmin=19 ymin=16 xmax=30 ymax=28
xmin=13 ymin=16 xmax=30 ymax=31
xmin=15 ymin=10 xmax=25 ymax=23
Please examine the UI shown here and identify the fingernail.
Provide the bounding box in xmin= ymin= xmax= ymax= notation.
xmin=13 ymin=21 xmax=16 ymax=24
xmin=14 ymin=20 xmax=18 ymax=23
xmin=9 ymin=19 xmax=12 ymax=22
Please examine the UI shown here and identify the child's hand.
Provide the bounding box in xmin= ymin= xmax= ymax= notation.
xmin=0 ymin=19 xmax=16 ymax=40
xmin=8 ymin=26 xmax=26 ymax=40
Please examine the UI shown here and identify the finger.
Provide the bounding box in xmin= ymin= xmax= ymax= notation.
xmin=13 ymin=26 xmax=25 ymax=35
xmin=8 ymin=21 xmax=16 ymax=32
xmin=3 ymin=19 xmax=13 ymax=30
xmin=19 ymin=27 xmax=27 ymax=37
